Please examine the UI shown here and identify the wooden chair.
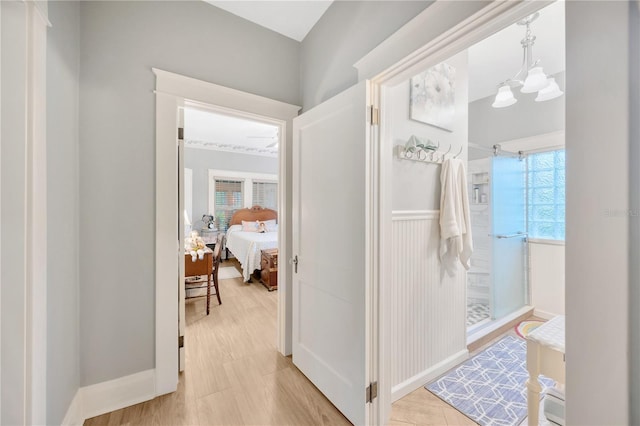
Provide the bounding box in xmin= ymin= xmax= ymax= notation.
xmin=211 ymin=232 xmax=224 ymax=307
xmin=185 ymin=233 xmax=223 ymax=314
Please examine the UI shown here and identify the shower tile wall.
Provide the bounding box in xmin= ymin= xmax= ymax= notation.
xmin=467 ymin=158 xmax=491 ymax=326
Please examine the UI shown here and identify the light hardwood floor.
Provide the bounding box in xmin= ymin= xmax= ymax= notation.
xmin=84 ymin=260 xmax=486 ymax=425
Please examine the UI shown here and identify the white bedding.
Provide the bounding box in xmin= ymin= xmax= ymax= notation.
xmin=226 ymin=225 xmax=278 ymax=281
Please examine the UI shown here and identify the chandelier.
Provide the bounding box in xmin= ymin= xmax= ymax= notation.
xmin=492 ymin=12 xmax=563 ymax=108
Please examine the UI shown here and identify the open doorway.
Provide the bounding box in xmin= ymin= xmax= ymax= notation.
xmin=378 ymin=1 xmax=565 ymax=424
xmin=179 ymin=102 xmax=281 ymax=326
xmin=154 ymin=69 xmax=300 ymax=396
xmin=180 ymin=102 xmax=283 ymax=358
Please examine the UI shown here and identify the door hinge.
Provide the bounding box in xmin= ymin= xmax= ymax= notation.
xmin=179 ymin=335 xmax=184 ymax=348
xmin=369 ymin=105 xmax=379 ymax=126
xmin=178 ymin=127 xmax=184 ymax=141
xmin=366 ymin=381 xmax=378 ymax=403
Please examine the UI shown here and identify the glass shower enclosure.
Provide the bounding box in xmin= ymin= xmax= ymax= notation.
xmin=467 ymin=145 xmax=528 ymax=332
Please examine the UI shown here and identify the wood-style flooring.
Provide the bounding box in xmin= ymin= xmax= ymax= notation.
xmin=84 ymin=260 xmax=488 ymax=425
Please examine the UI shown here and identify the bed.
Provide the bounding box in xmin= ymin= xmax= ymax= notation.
xmin=225 ymin=206 xmax=278 ymax=281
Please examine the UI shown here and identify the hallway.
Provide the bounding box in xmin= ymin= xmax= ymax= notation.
xmin=85 ymin=263 xmax=350 ymax=425
xmin=84 ymin=260 xmax=477 ymax=425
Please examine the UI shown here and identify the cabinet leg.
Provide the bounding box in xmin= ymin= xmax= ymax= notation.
xmin=526 ymin=376 xmax=542 ymax=425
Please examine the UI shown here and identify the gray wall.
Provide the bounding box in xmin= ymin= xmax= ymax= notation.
xmin=47 ymin=1 xmax=81 ymax=423
xmin=566 ymin=2 xmax=630 ymax=423
xmin=184 ymin=147 xmax=278 ymax=225
xmin=391 ymin=51 xmax=469 ymax=211
xmin=300 ymin=0 xmax=431 ymax=111
xmin=79 ymin=0 xmax=299 ymax=386
xmin=468 ymin=72 xmax=565 ymax=147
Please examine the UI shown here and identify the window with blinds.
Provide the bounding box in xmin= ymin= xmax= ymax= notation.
xmin=252 ymin=181 xmax=278 ymax=210
xmin=214 ymin=179 xmax=243 ymax=231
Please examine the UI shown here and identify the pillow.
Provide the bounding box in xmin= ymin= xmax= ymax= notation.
xmin=226 ymin=224 xmax=242 ymax=235
xmin=242 ymin=220 xmax=259 ymax=232
xmin=263 ymin=220 xmax=278 ymax=232
xmin=267 ymin=224 xmax=278 ymax=232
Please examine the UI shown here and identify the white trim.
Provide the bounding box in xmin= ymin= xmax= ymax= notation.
xmin=209 ymin=169 xmax=277 ymax=181
xmin=26 ymin=1 xmax=48 ymax=423
xmin=60 ymin=390 xmax=83 ymax=426
xmin=278 ymin=119 xmax=292 ymax=355
xmin=207 ymin=169 xmax=278 ymax=216
xmin=153 ymin=69 xmax=300 ymax=121
xmin=32 ymin=0 xmax=51 ymax=27
xmin=82 ymin=369 xmax=156 ymax=421
xmin=154 ymin=91 xmax=180 ymax=396
xmin=391 ymin=210 xmax=439 ymax=221
xmin=0 ymin=0 xmax=3 ymax=419
xmin=466 ymin=305 xmax=534 ymax=346
xmin=533 ymin=309 xmax=558 ymax=320
xmin=359 ymin=1 xmax=553 ymax=86
xmin=371 ymin=3 xmax=552 ymax=423
xmin=59 ymin=370 xmax=156 ymax=426
xmin=529 ymin=238 xmax=565 ymax=246
xmin=154 ymin=69 xmax=300 ymax=395
xmin=390 ymin=349 xmax=469 ymax=402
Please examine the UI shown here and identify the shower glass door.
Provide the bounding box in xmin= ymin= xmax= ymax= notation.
xmin=491 ymin=156 xmax=527 ymax=319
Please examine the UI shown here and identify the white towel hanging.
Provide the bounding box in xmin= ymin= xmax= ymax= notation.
xmin=439 ymin=158 xmax=473 ymax=276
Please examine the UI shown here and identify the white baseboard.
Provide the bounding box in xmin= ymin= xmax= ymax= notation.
xmin=533 ymin=308 xmax=560 ymax=320
xmin=63 ymin=369 xmax=156 ymax=423
xmin=390 ymin=349 xmax=469 ymax=402
xmin=61 ymin=389 xmax=83 ymax=426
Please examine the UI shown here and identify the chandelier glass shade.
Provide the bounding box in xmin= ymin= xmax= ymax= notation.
xmin=535 ymin=77 xmax=563 ymax=102
xmin=492 ymin=13 xmax=563 ymax=108
xmin=492 ymin=85 xmax=518 ymax=108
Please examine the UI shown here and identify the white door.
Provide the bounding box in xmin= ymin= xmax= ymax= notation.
xmin=292 ymin=80 xmax=373 ymax=425
xmin=178 ymin=108 xmax=186 ymax=372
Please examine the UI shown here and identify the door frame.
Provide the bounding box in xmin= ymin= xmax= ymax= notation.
xmin=360 ymin=1 xmax=555 ymax=422
xmin=153 ymin=69 xmax=300 ymax=395
xmin=2 ymin=1 xmax=51 ymax=423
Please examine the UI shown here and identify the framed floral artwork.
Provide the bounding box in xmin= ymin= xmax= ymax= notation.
xmin=410 ymin=62 xmax=456 ymax=132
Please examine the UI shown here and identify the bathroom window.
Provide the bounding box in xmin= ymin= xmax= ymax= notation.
xmin=527 ymin=150 xmax=565 ymax=240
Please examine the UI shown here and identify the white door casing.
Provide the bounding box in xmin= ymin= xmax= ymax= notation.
xmin=292 ymin=80 xmax=374 ymax=425
xmin=368 ymin=2 xmax=556 ymax=423
xmin=178 ymin=107 xmax=186 ymax=372
xmin=1 ymin=1 xmax=50 ymax=424
xmin=184 ymin=168 xmax=193 ymax=231
xmin=154 ymin=69 xmax=299 ymax=395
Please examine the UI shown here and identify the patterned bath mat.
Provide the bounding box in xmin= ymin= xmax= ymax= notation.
xmin=427 ymin=335 xmax=553 ymax=426
xmin=515 ymin=320 xmax=545 ymax=339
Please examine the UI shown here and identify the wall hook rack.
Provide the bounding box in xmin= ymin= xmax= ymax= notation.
xmin=397 ymin=139 xmax=464 ymax=165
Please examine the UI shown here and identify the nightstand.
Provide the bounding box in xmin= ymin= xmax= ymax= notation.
xmin=260 ymin=248 xmax=278 ymax=291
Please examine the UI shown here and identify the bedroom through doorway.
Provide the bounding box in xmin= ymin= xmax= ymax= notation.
xmin=180 ymin=102 xmax=286 ymax=387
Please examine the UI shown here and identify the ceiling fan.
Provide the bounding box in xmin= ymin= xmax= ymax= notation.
xmin=247 ymin=132 xmax=279 ymax=149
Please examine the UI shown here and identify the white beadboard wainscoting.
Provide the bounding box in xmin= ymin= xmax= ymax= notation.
xmin=390 ymin=210 xmax=468 ymax=401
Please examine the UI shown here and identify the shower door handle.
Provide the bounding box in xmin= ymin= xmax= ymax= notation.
xmin=494 ymin=232 xmax=527 ymax=239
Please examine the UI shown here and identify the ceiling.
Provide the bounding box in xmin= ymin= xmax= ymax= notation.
xmin=468 ymin=1 xmax=565 ymax=102
xmin=189 ymin=2 xmax=563 ymax=157
xmin=204 ymin=1 xmax=333 ymax=42
xmin=184 ymin=108 xmax=280 ymax=158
